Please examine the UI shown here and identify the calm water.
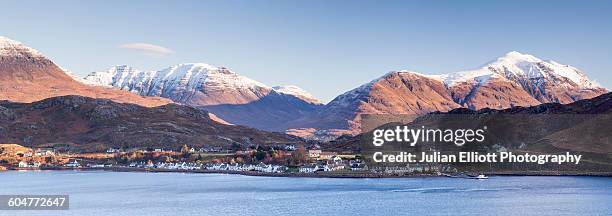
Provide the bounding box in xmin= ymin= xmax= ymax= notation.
xmin=0 ymin=171 xmax=610 ymax=216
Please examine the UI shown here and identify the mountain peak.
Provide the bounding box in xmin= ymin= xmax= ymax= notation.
xmin=485 ymin=52 xmax=602 ymax=89
xmin=0 ymin=36 xmax=23 ymax=46
xmin=431 ymin=51 xmax=603 ymax=89
xmin=174 ymin=63 xmax=218 ymax=70
xmin=272 ymin=85 xmax=321 ymax=104
xmin=0 ymin=36 xmax=44 ymax=58
xmin=500 ymin=51 xmax=541 ymax=62
xmin=82 ymin=65 xmax=143 ymax=87
xmin=0 ymin=37 xmax=171 ymax=107
xmin=115 ymin=64 xmax=134 ymax=69
xmin=83 ymin=63 xmax=275 ymax=105
xmin=156 ymin=63 xmax=269 ymax=90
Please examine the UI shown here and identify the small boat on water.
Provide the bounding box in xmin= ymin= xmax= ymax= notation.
xmin=474 ymin=174 xmax=488 ymax=180
xmin=442 ymin=173 xmax=488 ymax=180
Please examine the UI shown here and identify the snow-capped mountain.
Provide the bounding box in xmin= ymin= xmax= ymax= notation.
xmin=0 ymin=36 xmax=169 ymax=106
xmin=288 ymin=51 xmax=608 ymax=134
xmin=0 ymin=36 xmax=44 ymax=58
xmin=434 ymin=51 xmax=600 ymax=89
xmin=84 ymin=64 xmax=322 ymax=106
xmin=82 ymin=65 xmax=144 ymax=88
xmin=437 ymin=51 xmax=606 ymax=109
xmin=272 ymin=85 xmax=321 ymax=104
xmin=82 ymin=64 xmax=323 ymax=131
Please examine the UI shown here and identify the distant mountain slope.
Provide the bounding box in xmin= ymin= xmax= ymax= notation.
xmin=0 ymin=36 xmax=170 ymax=107
xmin=0 ymin=96 xmax=304 ymax=152
xmin=201 ymin=90 xmax=323 ymax=131
xmin=294 ymin=51 xmax=608 ymax=134
xmin=83 ymin=64 xmax=322 ymax=131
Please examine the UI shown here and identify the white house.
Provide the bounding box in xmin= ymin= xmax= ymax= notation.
xmin=241 ymin=164 xmax=255 ymax=171
xmin=299 ymin=164 xmax=319 ymax=173
xmin=330 ymin=156 xmax=343 ymax=164
xmin=18 ymin=161 xmax=28 ymax=168
xmin=272 ymin=165 xmax=288 ymax=173
xmin=65 ymin=160 xmax=81 ymax=168
xmin=324 ymin=164 xmax=345 ymax=172
xmin=106 ymin=148 xmax=120 ymax=153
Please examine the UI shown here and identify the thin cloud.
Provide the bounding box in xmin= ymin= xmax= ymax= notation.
xmin=119 ymin=43 xmax=174 ymax=57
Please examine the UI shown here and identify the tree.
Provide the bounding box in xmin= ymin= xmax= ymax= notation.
xmin=290 ymin=145 xmax=308 ymax=166
xmin=272 ymin=150 xmax=287 ymax=165
xmin=180 ymin=144 xmax=190 ymax=154
xmin=255 ymin=150 xmax=266 ymax=161
xmin=180 ymin=144 xmax=192 ymax=161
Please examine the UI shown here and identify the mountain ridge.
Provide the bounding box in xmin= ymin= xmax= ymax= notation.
xmin=0 ymin=95 xmax=304 ymax=152
xmin=81 ymin=63 xmax=323 ymax=131
xmin=287 ymin=51 xmax=607 ymax=137
xmin=83 ymin=64 xmax=322 ymax=106
xmin=1 ymin=36 xmax=607 ymax=138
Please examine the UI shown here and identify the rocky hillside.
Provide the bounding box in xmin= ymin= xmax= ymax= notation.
xmin=0 ymin=96 xmax=304 ymax=152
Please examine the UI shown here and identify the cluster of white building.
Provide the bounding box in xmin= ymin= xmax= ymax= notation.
xmin=205 ymin=162 xmax=288 ymax=173
xmin=18 ymin=161 xmax=41 ymax=168
xmin=298 ymin=155 xmax=349 ymax=173
xmin=65 ymin=160 xmax=81 ymax=168
xmin=125 ymin=161 xmax=290 ymax=173
xmin=121 ymin=159 xmax=355 ymax=174
xmin=98 ymin=150 xmax=366 ymax=175
xmin=87 ymin=163 xmax=112 ymax=168
xmin=128 ymin=162 xmax=201 ymax=170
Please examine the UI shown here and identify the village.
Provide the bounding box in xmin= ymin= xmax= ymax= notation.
xmin=0 ymin=143 xmax=450 ymax=177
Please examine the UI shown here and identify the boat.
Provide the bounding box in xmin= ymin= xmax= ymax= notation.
xmin=474 ymin=174 xmax=488 ymax=180
xmin=442 ymin=173 xmax=488 ymax=180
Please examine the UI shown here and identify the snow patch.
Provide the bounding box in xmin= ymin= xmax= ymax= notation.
xmin=272 ymin=85 xmax=321 ymax=104
xmin=0 ymin=36 xmax=44 ymax=58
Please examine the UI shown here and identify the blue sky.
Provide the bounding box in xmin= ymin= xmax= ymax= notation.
xmin=2 ymin=0 xmax=611 ymax=102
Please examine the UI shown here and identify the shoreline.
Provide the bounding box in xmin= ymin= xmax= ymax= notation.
xmin=6 ymin=167 xmax=612 ymax=178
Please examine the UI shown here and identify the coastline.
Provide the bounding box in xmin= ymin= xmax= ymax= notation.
xmin=6 ymin=166 xmax=611 ymax=178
